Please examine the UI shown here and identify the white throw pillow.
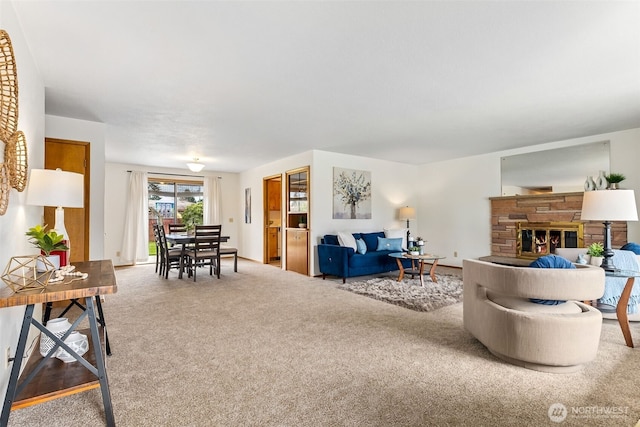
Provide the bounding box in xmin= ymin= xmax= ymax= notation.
xmin=384 ymin=228 xmax=408 ymax=251
xmin=337 ymin=232 xmax=357 ymax=251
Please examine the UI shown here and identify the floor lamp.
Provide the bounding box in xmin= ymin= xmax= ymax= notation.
xmin=580 ymin=189 xmax=638 ymax=271
xmin=399 ymin=206 xmax=416 ymax=244
xmin=26 ymin=168 xmax=84 ymax=264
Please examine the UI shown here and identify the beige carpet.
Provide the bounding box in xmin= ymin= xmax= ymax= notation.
xmin=6 ymin=260 xmax=640 ymax=427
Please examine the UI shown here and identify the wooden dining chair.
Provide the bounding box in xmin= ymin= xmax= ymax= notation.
xmin=168 ymin=223 xmax=187 ymax=234
xmin=152 ymin=224 xmax=163 ymax=274
xmin=184 ymin=224 xmax=222 ymax=281
xmin=157 ymin=224 xmax=183 ymax=278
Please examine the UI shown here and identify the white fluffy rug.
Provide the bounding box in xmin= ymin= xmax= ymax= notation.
xmin=338 ymin=273 xmax=463 ymax=312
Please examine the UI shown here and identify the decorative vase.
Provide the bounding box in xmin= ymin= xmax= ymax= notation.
xmin=417 ymin=240 xmax=425 ymax=255
xmin=36 ymin=254 xmax=60 ymax=272
xmin=595 ymin=170 xmax=607 ymax=190
xmin=589 ymin=256 xmax=603 ymax=267
xmin=584 ymin=176 xmax=595 ymax=191
xmin=56 ymin=331 xmax=89 ymax=363
xmin=39 ymin=317 xmax=71 ymax=357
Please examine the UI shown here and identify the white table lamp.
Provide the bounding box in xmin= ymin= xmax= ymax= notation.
xmin=399 ymin=206 xmax=416 ymax=242
xmin=26 ymin=168 xmax=84 ymax=262
xmin=581 ymin=189 xmax=638 ymax=271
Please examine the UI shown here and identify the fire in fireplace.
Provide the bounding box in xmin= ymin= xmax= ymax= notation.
xmin=517 ymin=222 xmax=584 ymax=259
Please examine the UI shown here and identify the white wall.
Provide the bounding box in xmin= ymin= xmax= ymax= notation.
xmin=45 ymin=115 xmax=106 ymax=260
xmin=0 ymin=1 xmax=46 ymax=403
xmin=239 ymin=150 xmax=419 ymax=275
xmin=418 ymin=128 xmax=640 ymax=267
xmin=104 ymin=162 xmax=240 ymax=266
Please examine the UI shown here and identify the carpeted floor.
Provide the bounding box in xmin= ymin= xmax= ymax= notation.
xmin=338 ymin=274 xmax=463 ymax=312
xmin=5 ymin=260 xmax=640 ymax=427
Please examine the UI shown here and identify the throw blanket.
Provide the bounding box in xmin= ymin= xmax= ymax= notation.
xmin=600 ymin=250 xmax=640 ymax=314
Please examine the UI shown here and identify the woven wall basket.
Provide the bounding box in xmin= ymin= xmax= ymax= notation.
xmin=5 ymin=130 xmax=27 ymax=191
xmin=0 ymin=29 xmax=19 ymax=144
xmin=0 ymin=163 xmax=9 ymax=216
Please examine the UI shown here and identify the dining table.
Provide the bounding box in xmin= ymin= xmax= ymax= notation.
xmin=165 ymin=233 xmax=230 ymax=279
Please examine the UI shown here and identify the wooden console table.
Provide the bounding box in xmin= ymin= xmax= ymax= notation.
xmin=0 ymin=260 xmax=117 ymax=427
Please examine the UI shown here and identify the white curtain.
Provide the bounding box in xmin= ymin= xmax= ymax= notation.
xmin=203 ymin=176 xmax=222 ymax=224
xmin=121 ymin=171 xmax=149 ymax=264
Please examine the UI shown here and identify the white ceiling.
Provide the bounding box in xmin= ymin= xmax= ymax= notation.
xmin=11 ymin=1 xmax=640 ymax=173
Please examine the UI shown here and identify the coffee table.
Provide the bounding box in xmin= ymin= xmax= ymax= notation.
xmin=389 ymin=252 xmax=446 ymax=287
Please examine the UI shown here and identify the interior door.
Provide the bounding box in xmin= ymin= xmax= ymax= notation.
xmin=263 ymin=175 xmax=282 ymax=266
xmin=44 ymin=138 xmax=90 ymax=262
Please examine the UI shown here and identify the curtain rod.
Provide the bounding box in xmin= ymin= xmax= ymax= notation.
xmin=126 ymin=170 xmax=222 ymax=179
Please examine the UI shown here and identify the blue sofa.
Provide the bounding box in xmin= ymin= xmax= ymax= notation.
xmin=318 ymin=231 xmax=412 ymax=283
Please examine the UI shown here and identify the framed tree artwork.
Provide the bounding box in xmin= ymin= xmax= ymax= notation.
xmin=333 ymin=167 xmax=371 ymax=219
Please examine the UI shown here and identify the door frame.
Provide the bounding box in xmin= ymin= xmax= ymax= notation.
xmin=263 ymin=174 xmax=282 ymax=265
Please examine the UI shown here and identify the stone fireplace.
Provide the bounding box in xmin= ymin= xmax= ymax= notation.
xmin=490 ymin=192 xmax=628 ymax=259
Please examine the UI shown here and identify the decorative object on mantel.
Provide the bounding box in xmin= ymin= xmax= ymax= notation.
xmin=584 ymin=176 xmax=596 ymax=191
xmin=606 ymin=173 xmax=626 ymax=190
xmin=581 ymin=189 xmax=638 ymax=271
xmin=1 ymin=255 xmax=56 ymax=292
xmin=595 ymin=170 xmax=608 ymax=190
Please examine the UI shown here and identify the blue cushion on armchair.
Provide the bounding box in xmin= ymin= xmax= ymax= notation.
xmin=529 ymin=255 xmax=575 ymax=305
xmin=621 ymin=242 xmax=640 ymax=255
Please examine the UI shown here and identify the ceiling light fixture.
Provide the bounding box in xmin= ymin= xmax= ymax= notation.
xmin=187 ymin=158 xmax=205 ymax=172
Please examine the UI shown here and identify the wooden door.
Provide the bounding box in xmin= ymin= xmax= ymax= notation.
xmin=44 ymin=138 xmax=90 ymax=262
xmin=263 ymin=175 xmax=282 ymax=265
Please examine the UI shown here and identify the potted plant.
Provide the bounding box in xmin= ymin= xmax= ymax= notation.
xmin=408 ymin=246 xmax=420 ymax=256
xmin=605 ymin=173 xmax=626 ymax=189
xmin=415 ymin=237 xmax=425 ymax=254
xmin=586 ymin=242 xmax=604 ymax=266
xmin=25 ymin=225 xmax=69 ymax=271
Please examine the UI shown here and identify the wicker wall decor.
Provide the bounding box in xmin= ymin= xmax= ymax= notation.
xmin=0 ymin=29 xmax=19 ymax=144
xmin=0 ymin=163 xmax=9 ymax=215
xmin=5 ymin=130 xmax=27 ymax=191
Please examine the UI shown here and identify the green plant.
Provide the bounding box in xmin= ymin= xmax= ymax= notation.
xmin=181 ymin=201 xmax=203 ymax=229
xmin=586 ymin=242 xmax=604 ymax=257
xmin=25 ymin=225 xmax=69 ymax=256
xmin=408 ymin=246 xmax=420 ymax=253
xmin=605 ymin=173 xmax=626 ymax=184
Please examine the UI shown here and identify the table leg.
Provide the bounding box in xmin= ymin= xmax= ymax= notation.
xmin=86 ymin=297 xmax=115 ymax=427
xmin=395 ymin=258 xmax=405 ymax=282
xmin=1 ymin=304 xmax=34 ymax=426
xmin=429 ymin=260 xmax=440 ymax=283
xmin=616 ymin=277 xmax=636 ymax=348
xmin=418 ymin=260 xmax=425 ymax=287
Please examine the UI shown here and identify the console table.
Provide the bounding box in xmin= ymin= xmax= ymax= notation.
xmin=0 ymin=260 xmax=117 ymax=426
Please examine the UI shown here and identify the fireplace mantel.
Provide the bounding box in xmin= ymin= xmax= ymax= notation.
xmin=490 ymin=192 xmax=628 ymax=259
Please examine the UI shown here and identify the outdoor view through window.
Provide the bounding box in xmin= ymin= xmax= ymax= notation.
xmin=148 ymin=179 xmax=204 ymax=256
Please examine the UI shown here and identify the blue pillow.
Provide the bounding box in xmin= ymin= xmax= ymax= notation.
xmin=376 ymin=237 xmax=403 ymax=252
xmin=356 ymin=238 xmax=367 ymax=255
xmin=528 ymin=255 xmax=575 ymax=305
xmin=324 ymin=235 xmax=339 ymax=245
xmin=621 ymin=242 xmax=640 ymax=255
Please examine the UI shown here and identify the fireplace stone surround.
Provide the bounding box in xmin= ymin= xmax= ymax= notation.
xmin=490 ymin=192 xmax=628 ymax=260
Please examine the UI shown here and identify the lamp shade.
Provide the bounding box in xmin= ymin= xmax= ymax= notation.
xmin=26 ymin=168 xmax=84 ymax=208
xmin=581 ymin=190 xmax=638 ymax=221
xmin=187 ymin=159 xmax=205 ymax=172
xmin=399 ymin=206 xmax=416 ymax=220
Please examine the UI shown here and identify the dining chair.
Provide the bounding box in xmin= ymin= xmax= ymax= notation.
xmin=157 ymin=224 xmax=183 ymax=278
xmin=152 ymin=224 xmax=162 ymax=274
xmin=184 ymin=224 xmax=222 ymax=281
xmin=168 ymin=223 xmax=187 ymax=234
